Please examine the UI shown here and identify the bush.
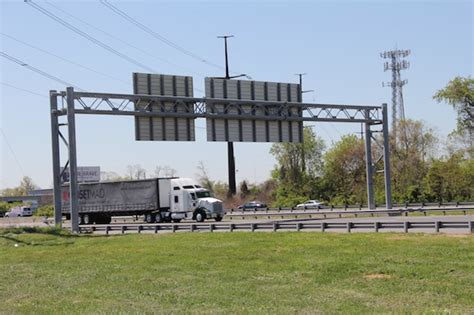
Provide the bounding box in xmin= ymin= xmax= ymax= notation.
xmin=0 ymin=202 xmax=22 ymax=217
xmin=34 ymin=205 xmax=54 ymax=217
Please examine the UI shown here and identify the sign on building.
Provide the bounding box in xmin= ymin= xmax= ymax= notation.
xmin=133 ymin=73 xmax=195 ymax=141
xmin=61 ymin=166 xmax=100 ymax=183
xmin=205 ymin=78 xmax=303 ymax=143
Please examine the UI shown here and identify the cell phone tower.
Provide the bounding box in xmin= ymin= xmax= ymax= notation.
xmin=380 ymin=49 xmax=410 ymax=142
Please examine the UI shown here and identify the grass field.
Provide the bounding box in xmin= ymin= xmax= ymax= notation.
xmin=1 ymin=228 xmax=473 ymax=314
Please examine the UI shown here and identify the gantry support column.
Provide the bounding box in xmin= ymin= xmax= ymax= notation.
xmin=50 ymin=90 xmax=62 ymax=227
xmin=382 ymin=103 xmax=393 ymax=209
xmin=66 ymin=87 xmax=80 ymax=233
xmin=364 ymin=110 xmax=375 ymax=209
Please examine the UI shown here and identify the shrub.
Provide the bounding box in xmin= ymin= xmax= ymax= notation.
xmin=34 ymin=205 xmax=54 ymax=217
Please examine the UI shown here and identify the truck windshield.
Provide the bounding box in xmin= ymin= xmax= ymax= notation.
xmin=196 ymin=191 xmax=211 ymax=198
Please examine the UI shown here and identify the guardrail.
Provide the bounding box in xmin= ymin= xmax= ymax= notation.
xmin=104 ymin=206 xmax=474 ymax=224
xmin=228 ymin=201 xmax=474 ymax=212
xmin=226 ymin=206 xmax=474 ymax=220
xmin=80 ymin=220 xmax=474 ymax=234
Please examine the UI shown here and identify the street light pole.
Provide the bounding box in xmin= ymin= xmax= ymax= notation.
xmin=294 ymin=73 xmax=315 ymax=174
xmin=218 ymin=35 xmax=237 ymax=196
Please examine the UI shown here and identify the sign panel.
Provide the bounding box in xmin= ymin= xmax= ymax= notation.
xmin=61 ymin=166 xmax=100 ymax=183
xmin=133 ymin=73 xmax=195 ymax=141
xmin=205 ymin=78 xmax=303 ymax=143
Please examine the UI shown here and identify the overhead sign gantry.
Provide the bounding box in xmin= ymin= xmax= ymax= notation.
xmin=50 ymin=73 xmax=392 ymax=232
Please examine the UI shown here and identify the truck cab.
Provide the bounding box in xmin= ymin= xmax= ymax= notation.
xmin=169 ymin=178 xmax=225 ymax=222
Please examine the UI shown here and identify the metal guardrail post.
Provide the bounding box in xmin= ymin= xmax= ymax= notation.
xmin=138 ymin=225 xmax=142 ymax=234
xmin=273 ymin=223 xmax=278 ymax=232
xmin=121 ymin=226 xmax=126 ymax=234
xmin=403 ymin=221 xmax=408 ymax=233
xmin=374 ymin=222 xmax=379 ymax=232
xmin=190 ymin=224 xmax=194 ymax=232
xmin=154 ymin=225 xmax=159 ymax=234
xmin=105 ymin=226 xmax=110 ymax=235
xmin=229 ymin=223 xmax=234 ymax=232
xmin=210 ymin=224 xmax=214 ymax=232
xmin=469 ymin=221 xmax=473 ymax=233
xmin=435 ymin=221 xmax=440 ymax=233
xmin=172 ymin=225 xmax=177 ymax=233
xmin=346 ymin=222 xmax=351 ymax=233
xmin=251 ymin=223 xmax=255 ymax=232
xmin=321 ymin=222 xmax=326 ymax=232
xmin=296 ymin=223 xmax=301 ymax=231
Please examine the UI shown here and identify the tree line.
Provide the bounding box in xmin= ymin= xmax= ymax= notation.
xmin=267 ymin=76 xmax=473 ymax=206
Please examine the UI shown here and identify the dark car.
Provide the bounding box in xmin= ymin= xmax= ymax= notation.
xmin=238 ymin=201 xmax=268 ymax=211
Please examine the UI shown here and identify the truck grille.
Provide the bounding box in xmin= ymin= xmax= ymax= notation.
xmin=213 ymin=202 xmax=224 ymax=213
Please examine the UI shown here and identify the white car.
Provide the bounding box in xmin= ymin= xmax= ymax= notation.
xmin=5 ymin=206 xmax=33 ymax=217
xmin=296 ymin=200 xmax=324 ymax=209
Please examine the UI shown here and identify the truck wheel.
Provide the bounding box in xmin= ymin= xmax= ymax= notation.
xmin=145 ymin=214 xmax=154 ymax=223
xmin=195 ymin=211 xmax=206 ymax=222
xmin=155 ymin=213 xmax=162 ymax=223
xmin=83 ymin=214 xmax=91 ymax=225
xmin=215 ymin=216 xmax=223 ymax=222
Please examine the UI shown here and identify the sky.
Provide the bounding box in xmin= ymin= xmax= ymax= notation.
xmin=0 ymin=0 xmax=472 ymax=190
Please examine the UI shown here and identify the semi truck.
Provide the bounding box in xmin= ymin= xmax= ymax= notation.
xmin=62 ymin=177 xmax=225 ymax=224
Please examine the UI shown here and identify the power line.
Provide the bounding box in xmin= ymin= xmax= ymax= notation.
xmin=43 ymin=0 xmax=205 ymax=78
xmin=101 ymin=0 xmax=226 ymax=72
xmin=0 ymin=51 xmax=81 ymax=89
xmin=1 ymin=82 xmax=48 ymax=98
xmin=1 ymin=32 xmax=131 ymax=86
xmin=0 ymin=128 xmax=26 ymax=177
xmin=25 ymin=0 xmax=157 ymax=73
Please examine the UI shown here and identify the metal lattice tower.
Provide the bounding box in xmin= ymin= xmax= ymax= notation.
xmin=380 ymin=49 xmax=410 ymax=141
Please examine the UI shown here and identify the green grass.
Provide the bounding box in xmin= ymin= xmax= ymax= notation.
xmin=1 ymin=229 xmax=473 ymax=314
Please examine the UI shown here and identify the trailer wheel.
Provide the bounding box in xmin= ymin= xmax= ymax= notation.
xmin=155 ymin=213 xmax=162 ymax=223
xmin=195 ymin=210 xmax=206 ymax=222
xmin=83 ymin=214 xmax=91 ymax=225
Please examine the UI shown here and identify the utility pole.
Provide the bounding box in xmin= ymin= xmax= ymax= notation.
xmin=380 ymin=49 xmax=410 ymax=143
xmin=295 ymin=73 xmax=314 ymax=98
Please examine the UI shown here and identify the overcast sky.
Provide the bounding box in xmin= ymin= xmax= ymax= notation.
xmin=1 ymin=0 xmax=472 ymax=189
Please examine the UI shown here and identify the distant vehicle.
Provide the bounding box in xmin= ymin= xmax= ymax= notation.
xmin=5 ymin=206 xmax=33 ymax=217
xmin=238 ymin=201 xmax=268 ymax=210
xmin=296 ymin=200 xmax=324 ymax=209
xmin=62 ymin=177 xmax=225 ymax=224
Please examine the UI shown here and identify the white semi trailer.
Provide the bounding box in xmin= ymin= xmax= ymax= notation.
xmin=62 ymin=178 xmax=225 ymax=224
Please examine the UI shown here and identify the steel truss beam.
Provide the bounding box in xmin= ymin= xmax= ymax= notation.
xmin=50 ymin=88 xmax=391 ymax=232
xmin=53 ymin=91 xmax=383 ymax=124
